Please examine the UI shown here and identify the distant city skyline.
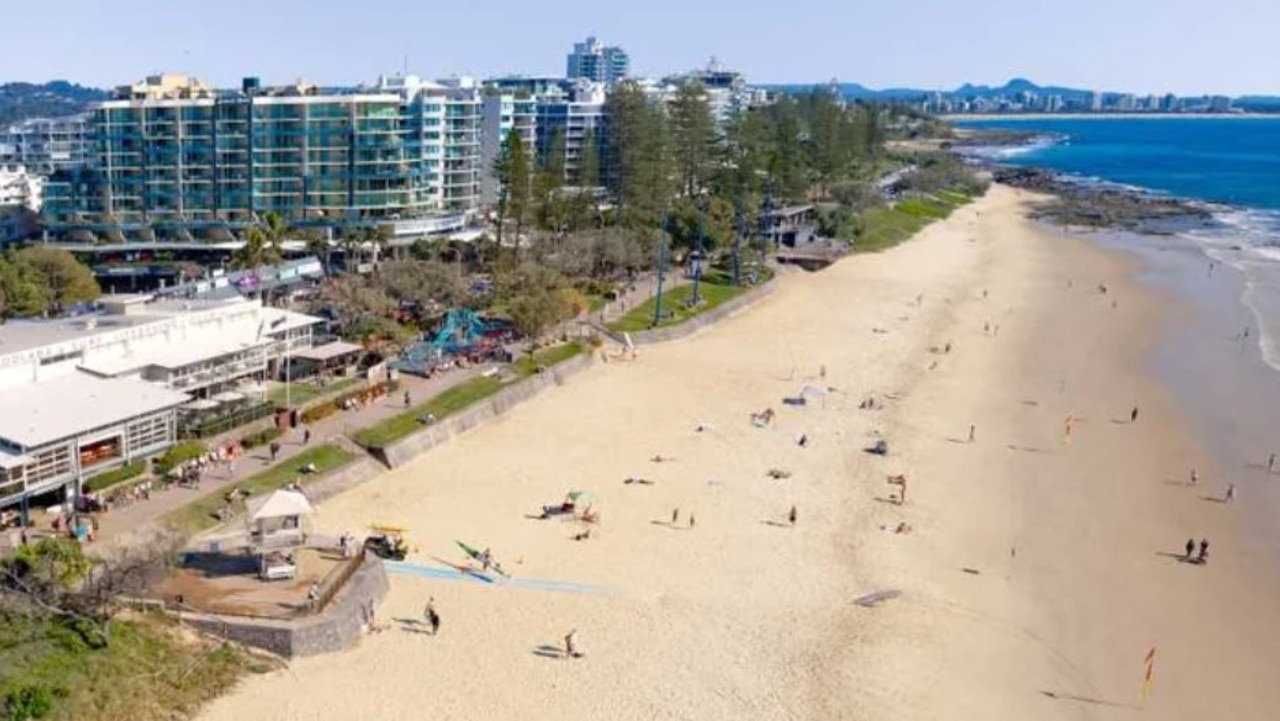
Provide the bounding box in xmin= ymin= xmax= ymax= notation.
xmin=12 ymin=0 xmax=1280 ymax=96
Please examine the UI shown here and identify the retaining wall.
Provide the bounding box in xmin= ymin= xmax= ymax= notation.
xmin=181 ymin=553 xmax=389 ymax=658
xmin=375 ymin=351 xmax=596 ymax=469
xmin=625 ymin=281 xmax=775 ymax=346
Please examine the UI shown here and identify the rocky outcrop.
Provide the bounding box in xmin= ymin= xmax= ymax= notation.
xmin=992 ymin=167 xmax=1213 ymax=232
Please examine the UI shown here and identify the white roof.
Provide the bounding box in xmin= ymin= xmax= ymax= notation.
xmin=247 ymin=489 xmax=315 ymax=521
xmin=0 ymin=373 xmax=190 ymax=448
xmin=145 ymin=334 xmax=269 ymax=370
xmin=293 ymin=341 xmax=362 ymax=361
xmin=262 ymin=308 xmax=322 ymax=335
xmin=0 ymin=449 xmax=32 ymax=469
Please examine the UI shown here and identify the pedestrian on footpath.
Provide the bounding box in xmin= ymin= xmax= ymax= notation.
xmin=303 ymin=427 xmax=312 ymax=445
xmin=269 ymin=440 xmax=281 ymax=461
xmin=404 ymin=390 xmax=412 ymax=408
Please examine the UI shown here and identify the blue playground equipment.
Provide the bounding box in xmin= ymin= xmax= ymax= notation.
xmin=391 ymin=309 xmax=510 ymax=375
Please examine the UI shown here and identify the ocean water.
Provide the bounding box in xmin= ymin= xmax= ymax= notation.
xmin=954 ymin=117 xmax=1280 ymax=374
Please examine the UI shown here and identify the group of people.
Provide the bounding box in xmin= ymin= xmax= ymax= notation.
xmin=1184 ymin=538 xmax=1210 ymax=565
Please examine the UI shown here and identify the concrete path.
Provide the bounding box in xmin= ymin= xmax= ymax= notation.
xmin=93 ymin=367 xmax=489 ymax=543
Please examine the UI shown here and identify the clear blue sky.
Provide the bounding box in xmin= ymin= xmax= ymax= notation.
xmin=15 ymin=0 xmax=1279 ymax=95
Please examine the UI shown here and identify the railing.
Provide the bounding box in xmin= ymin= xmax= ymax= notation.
xmin=178 ymin=401 xmax=276 ymax=439
xmin=313 ymin=546 xmax=366 ymax=614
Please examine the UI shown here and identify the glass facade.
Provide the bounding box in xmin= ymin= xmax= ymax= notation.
xmin=44 ymin=82 xmax=486 ymax=240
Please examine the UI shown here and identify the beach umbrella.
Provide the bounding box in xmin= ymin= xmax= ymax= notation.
xmin=566 ymin=490 xmax=596 ymax=505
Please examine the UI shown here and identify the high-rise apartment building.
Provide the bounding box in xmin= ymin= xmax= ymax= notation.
xmin=480 ymin=92 xmax=538 ymax=205
xmin=43 ymin=74 xmax=484 ymax=241
xmin=566 ymin=37 xmax=629 ymax=86
xmin=535 ymin=80 xmax=606 ymax=186
xmin=0 ymin=114 xmax=93 ymax=174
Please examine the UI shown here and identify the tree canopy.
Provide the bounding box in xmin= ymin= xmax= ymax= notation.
xmin=0 ymin=246 xmax=100 ymax=318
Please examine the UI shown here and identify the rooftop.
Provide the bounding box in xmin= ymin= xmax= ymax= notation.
xmin=0 ymin=372 xmax=190 ymax=448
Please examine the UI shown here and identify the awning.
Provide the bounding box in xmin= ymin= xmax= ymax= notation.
xmin=292 ymin=341 xmax=363 ymax=362
xmin=210 ymin=391 xmax=245 ymax=403
xmin=183 ymin=399 xmax=220 ymax=410
xmin=247 ymin=489 xmax=315 ymax=521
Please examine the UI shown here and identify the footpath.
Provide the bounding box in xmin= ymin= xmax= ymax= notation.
xmin=93 ymin=369 xmax=483 ymax=542
xmin=93 ymin=268 xmax=705 ymax=546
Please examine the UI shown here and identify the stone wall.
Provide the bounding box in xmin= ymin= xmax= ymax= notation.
xmin=625 ymin=281 xmax=775 ymax=346
xmin=181 ymin=553 xmax=389 ymax=658
xmin=376 ymin=351 xmax=596 ymax=469
xmin=303 ymin=456 xmax=385 ymax=505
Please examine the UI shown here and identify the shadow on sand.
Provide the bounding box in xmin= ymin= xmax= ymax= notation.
xmin=1006 ymin=445 xmax=1052 ymax=454
xmin=532 ymin=644 xmax=564 ymax=659
xmin=759 ymin=520 xmax=792 ymax=529
xmin=1039 ymin=690 xmax=1139 ymax=710
xmin=1200 ymin=496 xmax=1227 ymax=504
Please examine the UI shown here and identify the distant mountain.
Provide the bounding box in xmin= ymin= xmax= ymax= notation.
xmin=762 ymin=78 xmax=1276 ymax=105
xmin=0 ymin=81 xmax=110 ymax=126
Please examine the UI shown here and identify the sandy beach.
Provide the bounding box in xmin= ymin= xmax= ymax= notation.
xmin=196 ymin=184 xmax=1280 ymax=721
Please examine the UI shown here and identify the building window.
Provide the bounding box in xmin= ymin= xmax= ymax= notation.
xmin=27 ymin=445 xmax=73 ymax=486
xmin=127 ymin=414 xmax=171 ymax=452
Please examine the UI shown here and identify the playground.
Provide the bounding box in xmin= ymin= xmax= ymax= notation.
xmin=390 ymin=309 xmax=516 ymax=377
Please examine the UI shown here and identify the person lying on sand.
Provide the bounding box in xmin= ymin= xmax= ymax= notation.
xmin=650 ymin=454 xmax=671 ymax=463
xmin=624 ymin=477 xmax=655 ymax=485
xmin=767 ymin=469 xmax=792 ymax=479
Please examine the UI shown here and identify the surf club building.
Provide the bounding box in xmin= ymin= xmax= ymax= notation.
xmin=0 ymin=294 xmax=322 ymax=525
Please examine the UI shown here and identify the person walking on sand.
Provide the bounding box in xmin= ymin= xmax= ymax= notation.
xmin=1198 ymin=539 xmax=1210 ymax=564
xmin=689 ymin=513 xmax=696 ymax=529
xmin=1269 ymin=453 xmax=1276 ymax=474
xmin=1130 ymin=406 xmax=1140 ymax=424
xmin=1190 ymin=468 xmax=1198 ymax=486
xmin=671 ymin=508 xmax=679 ymax=525
xmin=564 ymin=629 xmax=582 ymax=659
xmin=425 ymin=597 xmax=440 ymax=635
xmin=788 ymin=505 xmax=798 ymax=526
xmin=968 ymin=424 xmax=976 ymax=443
xmin=1185 ymin=538 xmax=1196 ymax=561
xmin=1225 ymin=483 xmax=1236 ymax=503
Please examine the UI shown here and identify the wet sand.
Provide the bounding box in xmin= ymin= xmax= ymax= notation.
xmin=196 ymin=185 xmax=1280 ymax=721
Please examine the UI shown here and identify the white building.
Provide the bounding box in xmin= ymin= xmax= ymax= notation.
xmin=0 ymin=114 xmax=93 ymax=175
xmin=0 ymin=294 xmax=323 ymax=522
xmin=0 ymin=164 xmax=44 ymax=211
xmin=480 ymin=92 xmax=539 ymax=205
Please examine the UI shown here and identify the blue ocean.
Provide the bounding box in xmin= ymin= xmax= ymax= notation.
xmin=955 ymin=117 xmax=1280 ymax=374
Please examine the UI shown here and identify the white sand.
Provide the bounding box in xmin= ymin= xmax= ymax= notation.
xmin=197 ymin=185 xmax=1280 ymax=721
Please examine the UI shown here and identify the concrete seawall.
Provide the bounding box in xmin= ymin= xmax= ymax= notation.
xmin=374 ymin=351 xmax=597 ymax=469
xmin=181 ymin=552 xmax=389 ymax=659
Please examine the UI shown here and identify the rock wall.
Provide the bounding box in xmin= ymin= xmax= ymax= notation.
xmin=375 ymin=352 xmax=596 ymax=468
xmin=181 ymin=553 xmax=389 ymax=658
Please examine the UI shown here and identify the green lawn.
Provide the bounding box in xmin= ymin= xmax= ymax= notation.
xmin=353 ymin=343 xmax=584 ymax=449
xmin=268 ymin=376 xmax=359 ymax=408
xmin=853 ymin=186 xmax=983 ymax=254
xmin=584 ymin=294 xmax=609 ymax=312
xmin=607 ymin=276 xmax=752 ymax=334
xmin=163 ymin=444 xmax=354 ymax=534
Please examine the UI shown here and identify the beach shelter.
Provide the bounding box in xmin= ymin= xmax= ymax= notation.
xmin=800 ymin=385 xmax=829 ymax=408
xmin=246 ymin=489 xmax=314 ymax=549
xmin=566 ymin=490 xmax=596 ymax=507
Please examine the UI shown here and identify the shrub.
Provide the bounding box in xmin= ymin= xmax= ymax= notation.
xmin=240 ymin=427 xmax=282 ymax=449
xmin=301 ymin=402 xmax=338 ymax=424
xmin=3 ymin=683 xmax=55 ymax=720
xmin=83 ymin=462 xmax=146 ymax=493
xmin=155 ymin=441 xmax=208 ymax=475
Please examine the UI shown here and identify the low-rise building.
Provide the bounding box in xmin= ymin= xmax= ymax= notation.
xmin=0 ymin=294 xmax=323 ymax=523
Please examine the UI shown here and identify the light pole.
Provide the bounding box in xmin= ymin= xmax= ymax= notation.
xmin=652 ymin=216 xmax=669 ymax=328
xmin=691 ymin=197 xmax=706 ymax=306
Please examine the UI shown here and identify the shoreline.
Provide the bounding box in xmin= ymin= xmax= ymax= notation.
xmin=194 ymin=186 xmax=1280 ymax=720
xmin=944 ymin=113 xmax=1269 ymax=121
